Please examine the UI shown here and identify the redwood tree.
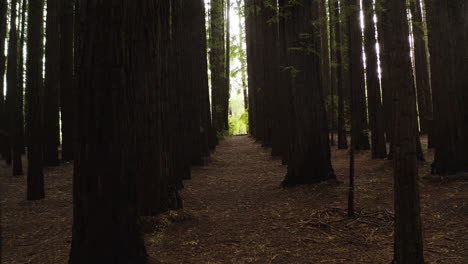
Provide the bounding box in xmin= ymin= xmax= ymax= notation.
xmin=346 ymin=0 xmax=370 ymax=150
xmin=281 ymin=0 xmax=335 ymax=186
xmin=363 ymin=0 xmax=387 ymax=159
xmin=6 ymin=0 xmax=23 ymax=175
xmin=60 ymin=0 xmax=75 ymax=161
xmin=26 ymin=0 xmax=45 ymax=200
xmin=427 ymin=0 xmax=468 ymax=175
xmin=69 ymin=0 xmax=152 ymax=262
xmin=0 ymin=0 xmax=7 ymax=163
xmin=384 ymin=0 xmax=425 ymax=262
xmin=43 ymin=0 xmax=61 ymax=166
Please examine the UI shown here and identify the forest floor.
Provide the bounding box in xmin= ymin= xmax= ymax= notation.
xmin=1 ymin=135 xmax=467 ymax=263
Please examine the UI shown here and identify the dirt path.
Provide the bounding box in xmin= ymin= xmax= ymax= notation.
xmin=1 ymin=135 xmax=466 ymax=263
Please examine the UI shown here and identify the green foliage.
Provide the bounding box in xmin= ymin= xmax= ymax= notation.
xmin=229 ymin=111 xmax=249 ymax=135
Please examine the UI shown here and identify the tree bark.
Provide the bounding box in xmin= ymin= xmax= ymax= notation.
xmin=26 ymin=0 xmax=45 ymax=200
xmin=6 ymin=0 xmax=23 ymax=175
xmin=427 ymin=0 xmax=468 ymax=175
xmin=60 ymin=0 xmax=75 ymax=161
xmin=384 ymin=0 xmax=425 ymax=262
xmin=281 ymin=0 xmax=335 ymax=186
xmin=0 ymin=0 xmax=8 ymax=164
xmin=210 ymin=0 xmax=228 ymax=135
xmin=69 ymin=1 xmax=152 ymax=262
xmin=363 ymin=0 xmax=387 ymax=159
xmin=346 ymin=0 xmax=370 ymax=150
xmin=43 ymin=0 xmax=61 ymax=166
xmin=410 ymin=0 xmax=432 ymax=139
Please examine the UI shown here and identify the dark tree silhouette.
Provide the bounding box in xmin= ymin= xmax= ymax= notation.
xmin=210 ymin=0 xmax=229 ymax=134
xmin=383 ymin=0 xmax=425 ymax=262
xmin=69 ymin=1 xmax=155 ymax=262
xmin=346 ymin=0 xmax=370 ymax=151
xmin=43 ymin=0 xmax=61 ymax=166
xmin=427 ymin=0 xmax=468 ymax=175
xmin=0 ymin=0 xmax=7 ymax=164
xmin=6 ymin=0 xmax=23 ymax=175
xmin=281 ymin=0 xmax=335 ymax=186
xmin=60 ymin=0 xmax=75 ymax=162
xmin=363 ymin=0 xmax=387 ymax=159
xmin=26 ymin=0 xmax=45 ymax=200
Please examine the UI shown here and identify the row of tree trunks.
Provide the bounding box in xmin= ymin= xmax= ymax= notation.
xmin=245 ymin=0 xmax=335 ymax=185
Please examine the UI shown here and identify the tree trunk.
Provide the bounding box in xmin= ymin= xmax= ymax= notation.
xmin=363 ymin=0 xmax=387 ymax=159
xmin=281 ymin=0 xmax=336 ymax=186
xmin=43 ymin=0 xmax=61 ymax=166
xmin=427 ymin=0 xmax=468 ymax=175
xmin=332 ymin=0 xmax=348 ymax=150
xmin=6 ymin=0 xmax=23 ymax=175
xmin=26 ymin=0 xmax=45 ymax=200
xmin=319 ymin=0 xmax=332 ymax=146
xmin=17 ymin=0 xmax=27 ymax=155
xmin=384 ymin=0 xmax=425 ymax=262
xmin=0 ymin=0 xmax=8 ymax=164
xmin=346 ymin=0 xmax=370 ymax=151
xmin=69 ymin=1 xmax=152 ymax=262
xmin=210 ymin=0 xmax=228 ymax=135
xmin=410 ymin=0 xmax=433 ymax=140
xmin=60 ymin=0 xmax=75 ymax=162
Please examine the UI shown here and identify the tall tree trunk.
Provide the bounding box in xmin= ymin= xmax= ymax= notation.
xmin=6 ymin=0 xmax=23 ymax=175
xmin=383 ymin=0 xmax=425 ymax=262
xmin=427 ymin=0 xmax=468 ymax=175
xmin=281 ymin=0 xmax=336 ymax=186
xmin=69 ymin=1 xmax=153 ymax=262
xmin=363 ymin=0 xmax=387 ymax=159
xmin=346 ymin=0 xmax=370 ymax=150
xmin=0 ymin=0 xmax=8 ymax=164
xmin=225 ymin=0 xmax=231 ymax=132
xmin=17 ymin=0 xmax=26 ymax=155
xmin=210 ymin=0 xmax=228 ymax=135
xmin=60 ymin=0 xmax=74 ymax=162
xmin=410 ymin=0 xmax=432 ymax=140
xmin=26 ymin=0 xmax=45 ymax=200
xmin=43 ymin=0 xmax=61 ymax=166
xmin=332 ymin=0 xmax=348 ymax=149
xmin=237 ymin=0 xmax=248 ymax=111
xmin=319 ymin=0 xmax=333 ymax=146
